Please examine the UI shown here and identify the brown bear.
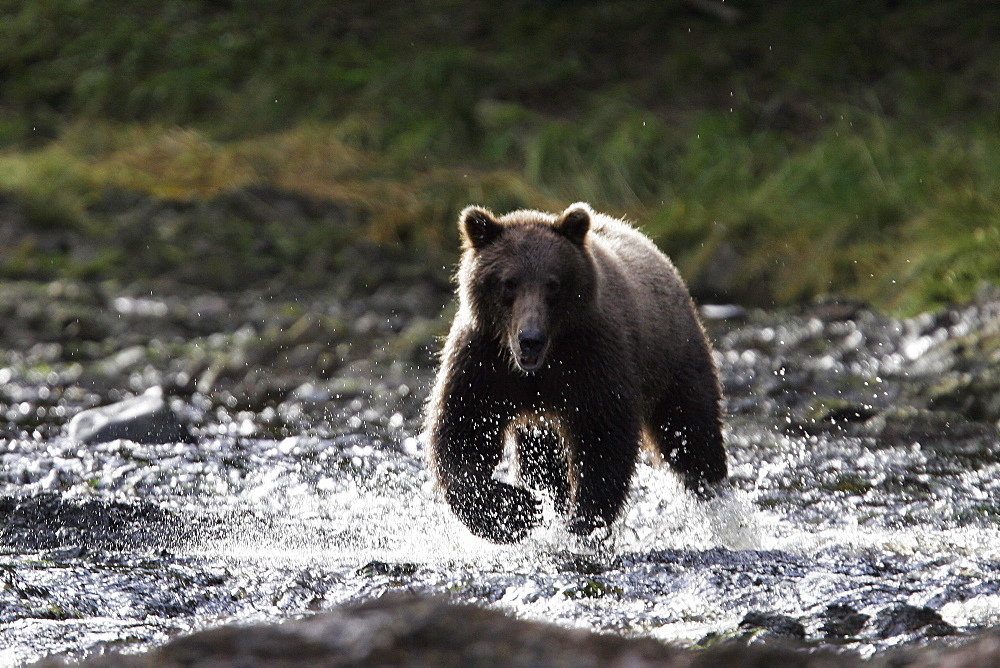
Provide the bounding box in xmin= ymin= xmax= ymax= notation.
xmin=424 ymin=202 xmax=727 ymax=543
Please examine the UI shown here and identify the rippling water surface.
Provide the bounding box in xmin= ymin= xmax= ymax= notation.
xmin=2 ymin=295 xmax=998 ymax=665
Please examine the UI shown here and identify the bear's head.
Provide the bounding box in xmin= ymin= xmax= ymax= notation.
xmin=457 ymin=203 xmax=597 ymax=373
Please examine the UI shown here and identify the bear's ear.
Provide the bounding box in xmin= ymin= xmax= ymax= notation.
xmin=554 ymin=203 xmax=591 ymax=246
xmin=460 ymin=206 xmax=503 ymax=250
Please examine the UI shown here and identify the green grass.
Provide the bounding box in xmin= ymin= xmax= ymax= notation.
xmin=1 ymin=0 xmax=998 ymax=312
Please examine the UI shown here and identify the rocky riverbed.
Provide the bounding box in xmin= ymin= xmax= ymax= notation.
xmin=1 ymin=259 xmax=998 ymax=665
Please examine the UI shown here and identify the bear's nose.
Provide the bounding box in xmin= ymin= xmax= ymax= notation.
xmin=517 ymin=329 xmax=546 ymax=358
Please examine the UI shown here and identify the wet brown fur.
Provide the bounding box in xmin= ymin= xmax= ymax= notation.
xmin=424 ymin=203 xmax=727 ymax=543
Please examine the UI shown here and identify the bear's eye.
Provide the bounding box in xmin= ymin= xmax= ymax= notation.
xmin=500 ymin=277 xmax=518 ymax=302
xmin=545 ymin=278 xmax=561 ymax=295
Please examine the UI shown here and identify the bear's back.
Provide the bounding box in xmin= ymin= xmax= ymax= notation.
xmin=587 ymin=212 xmax=704 ymax=392
xmin=588 ymin=212 xmax=688 ymax=306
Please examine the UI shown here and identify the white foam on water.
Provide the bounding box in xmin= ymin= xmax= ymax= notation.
xmin=193 ymin=447 xmax=1000 ymax=573
xmin=942 ymin=594 xmax=1000 ymax=628
xmin=194 ymin=456 xmax=765 ymax=569
xmin=182 ymin=431 xmax=1000 ymax=655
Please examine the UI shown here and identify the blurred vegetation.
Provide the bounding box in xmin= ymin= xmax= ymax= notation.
xmin=1 ymin=0 xmax=997 ymax=312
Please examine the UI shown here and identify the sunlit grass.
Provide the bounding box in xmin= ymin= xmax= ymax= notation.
xmin=0 ymin=144 xmax=95 ymax=228
xmin=2 ymin=0 xmax=997 ymax=310
xmin=1 ymin=113 xmax=996 ymax=312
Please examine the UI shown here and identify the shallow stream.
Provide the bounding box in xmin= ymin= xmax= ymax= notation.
xmin=1 ymin=282 xmax=998 ymax=665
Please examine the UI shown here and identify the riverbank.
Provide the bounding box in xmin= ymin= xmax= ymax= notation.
xmin=4 ymin=264 xmax=997 ymax=455
xmin=3 ymin=0 xmax=1000 ymax=312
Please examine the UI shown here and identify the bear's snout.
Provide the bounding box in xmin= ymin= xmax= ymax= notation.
xmin=515 ymin=328 xmax=548 ymax=372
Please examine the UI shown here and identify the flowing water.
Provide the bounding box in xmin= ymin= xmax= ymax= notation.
xmin=1 ymin=287 xmax=998 ymax=665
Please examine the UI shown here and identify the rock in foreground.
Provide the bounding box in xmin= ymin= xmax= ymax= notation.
xmin=62 ymin=596 xmax=690 ymax=667
xmin=34 ymin=592 xmax=1000 ymax=667
xmin=44 ymin=595 xmax=863 ymax=668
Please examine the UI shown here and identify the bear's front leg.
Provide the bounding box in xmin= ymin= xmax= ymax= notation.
xmin=426 ymin=349 xmax=541 ymax=543
xmin=563 ymin=400 xmax=642 ymax=537
xmin=443 ymin=474 xmax=541 ymax=544
xmin=434 ymin=417 xmax=542 ymax=542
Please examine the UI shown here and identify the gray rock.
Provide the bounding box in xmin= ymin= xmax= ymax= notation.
xmin=67 ymin=595 xmax=692 ymax=667
xmin=739 ymin=611 xmax=807 ymax=640
xmin=821 ymin=604 xmax=869 ymax=638
xmin=875 ymin=604 xmax=956 ymax=640
xmin=43 ymin=594 xmax=1000 ymax=667
xmin=67 ymin=387 xmax=189 ymax=445
xmin=700 ymin=304 xmax=747 ymax=321
xmin=53 ymin=595 xmax=868 ymax=668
